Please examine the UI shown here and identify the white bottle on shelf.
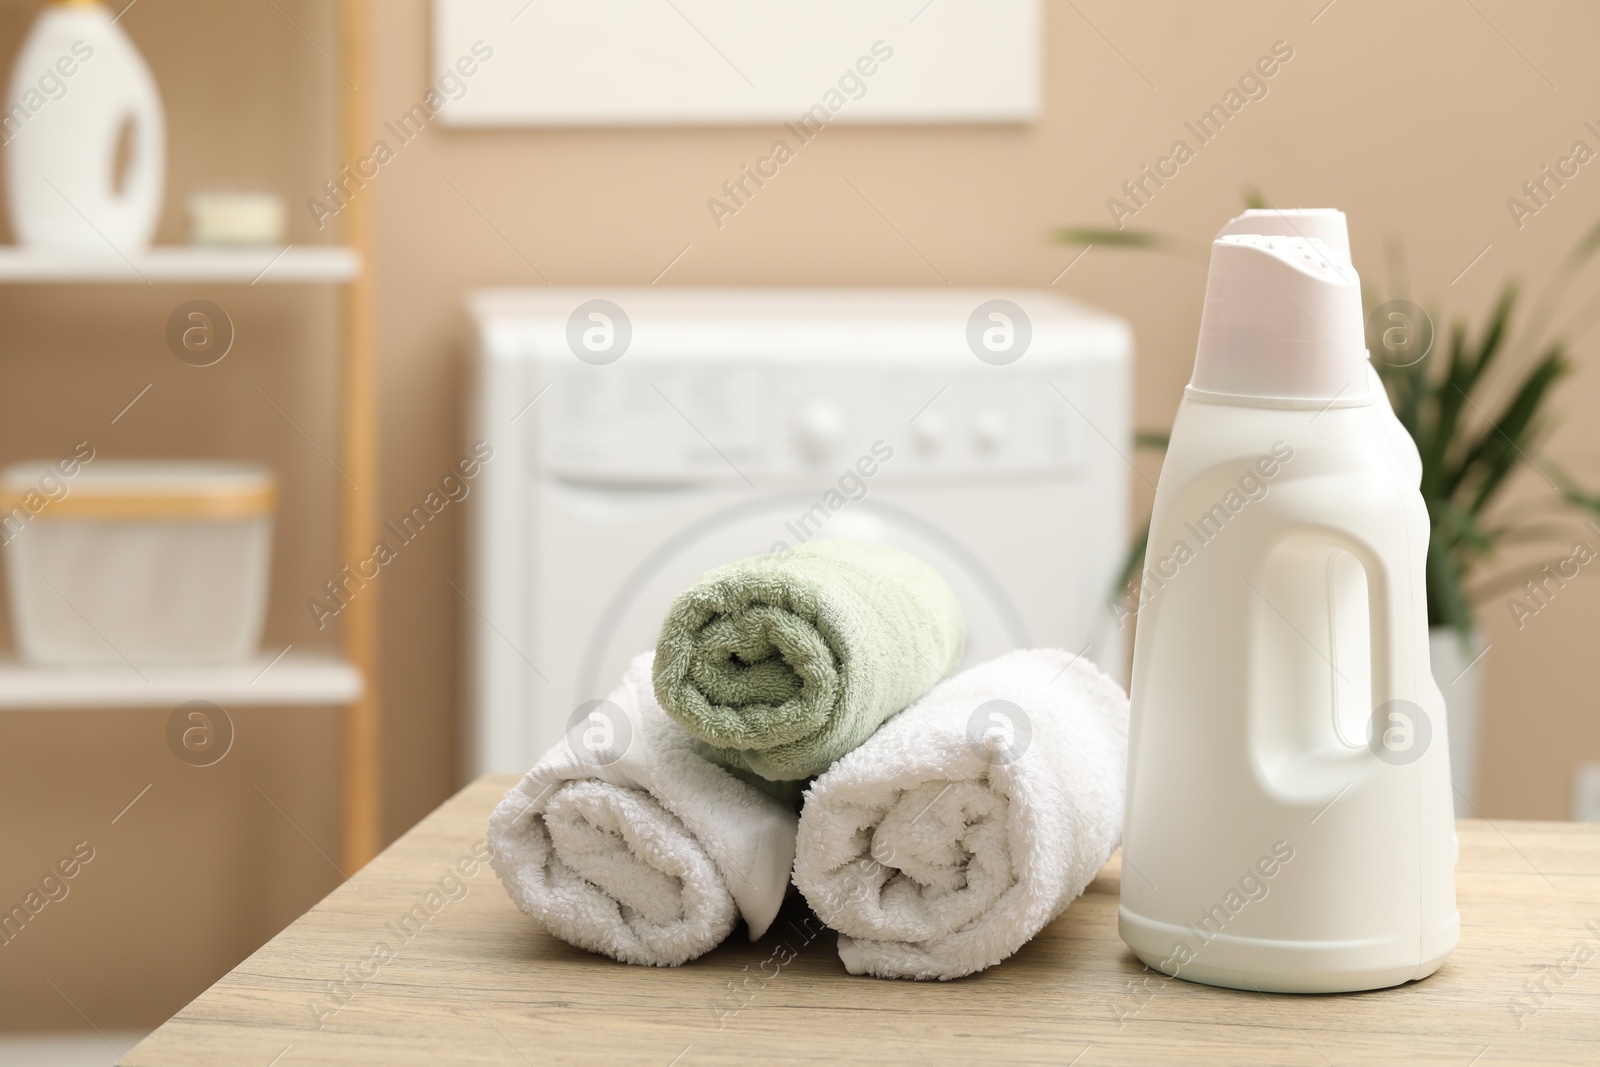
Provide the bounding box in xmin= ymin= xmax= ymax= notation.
xmin=1119 ymin=211 xmax=1458 ymax=993
xmin=3 ymin=0 xmax=166 ymax=250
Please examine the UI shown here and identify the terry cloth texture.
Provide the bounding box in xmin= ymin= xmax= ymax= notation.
xmin=488 ymin=652 xmax=799 ymax=967
xmin=652 ymin=539 xmax=965 ymax=782
xmin=791 ymin=648 xmax=1128 ymax=980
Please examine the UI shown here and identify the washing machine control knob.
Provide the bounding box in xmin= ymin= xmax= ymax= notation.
xmin=974 ymin=407 xmax=1008 ymax=453
xmin=795 ymin=399 xmax=847 ymax=460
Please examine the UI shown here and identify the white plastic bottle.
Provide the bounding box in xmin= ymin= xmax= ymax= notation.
xmin=4 ymin=0 xmax=165 ymax=250
xmin=1119 ymin=210 xmax=1458 ymax=993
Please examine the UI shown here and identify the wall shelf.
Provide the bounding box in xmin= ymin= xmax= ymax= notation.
xmin=0 ymin=245 xmax=359 ymax=284
xmin=0 ymin=650 xmax=363 ymax=709
xmin=0 ymin=2 xmax=383 ymax=869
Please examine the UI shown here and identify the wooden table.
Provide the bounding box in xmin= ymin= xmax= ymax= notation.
xmin=125 ymin=775 xmax=1600 ymax=1065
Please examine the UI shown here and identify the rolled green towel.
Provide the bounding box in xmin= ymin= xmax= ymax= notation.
xmin=652 ymin=539 xmax=965 ymax=781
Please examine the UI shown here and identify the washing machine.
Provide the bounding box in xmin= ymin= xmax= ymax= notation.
xmin=465 ymin=288 xmax=1131 ymax=777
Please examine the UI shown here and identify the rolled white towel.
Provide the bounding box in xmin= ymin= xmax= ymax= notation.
xmin=792 ymin=648 xmax=1127 ymax=980
xmin=488 ymin=651 xmax=799 ymax=967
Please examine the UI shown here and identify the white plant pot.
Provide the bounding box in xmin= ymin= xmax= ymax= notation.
xmin=1429 ymin=625 xmax=1485 ymax=818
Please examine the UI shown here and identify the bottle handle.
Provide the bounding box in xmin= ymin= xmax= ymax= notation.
xmin=116 ymin=106 xmax=157 ymax=211
xmin=1244 ymin=515 xmax=1427 ymax=804
xmin=1335 ymin=531 xmax=1412 ymax=762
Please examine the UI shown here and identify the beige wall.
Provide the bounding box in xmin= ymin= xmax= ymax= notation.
xmin=4 ymin=0 xmax=1600 ymax=1030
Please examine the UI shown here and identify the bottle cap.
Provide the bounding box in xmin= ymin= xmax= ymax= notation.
xmin=1190 ymin=233 xmax=1368 ymax=402
xmin=1215 ymin=207 xmax=1352 ymax=266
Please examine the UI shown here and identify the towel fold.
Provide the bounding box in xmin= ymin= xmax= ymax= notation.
xmin=488 ymin=652 xmax=799 ymax=967
xmin=792 ymin=649 xmax=1128 ymax=980
xmin=652 ymin=539 xmax=965 ymax=782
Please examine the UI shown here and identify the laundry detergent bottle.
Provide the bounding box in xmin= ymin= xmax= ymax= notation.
xmin=4 ymin=0 xmax=166 ymax=250
xmin=1118 ymin=210 xmax=1458 ymax=993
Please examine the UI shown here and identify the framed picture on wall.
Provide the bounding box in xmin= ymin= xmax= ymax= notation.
xmin=431 ymin=0 xmax=1040 ymax=126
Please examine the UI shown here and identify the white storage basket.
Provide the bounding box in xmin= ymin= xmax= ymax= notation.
xmin=0 ymin=460 xmax=276 ymax=666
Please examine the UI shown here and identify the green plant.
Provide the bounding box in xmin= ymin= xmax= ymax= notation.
xmin=1393 ymin=223 xmax=1600 ymax=636
xmin=1058 ymin=214 xmax=1600 ymax=637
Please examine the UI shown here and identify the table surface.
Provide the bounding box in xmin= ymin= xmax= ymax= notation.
xmin=125 ymin=775 xmax=1600 ymax=1066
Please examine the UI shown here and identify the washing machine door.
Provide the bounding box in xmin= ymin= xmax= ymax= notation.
xmin=528 ymin=482 xmax=1032 ymax=762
